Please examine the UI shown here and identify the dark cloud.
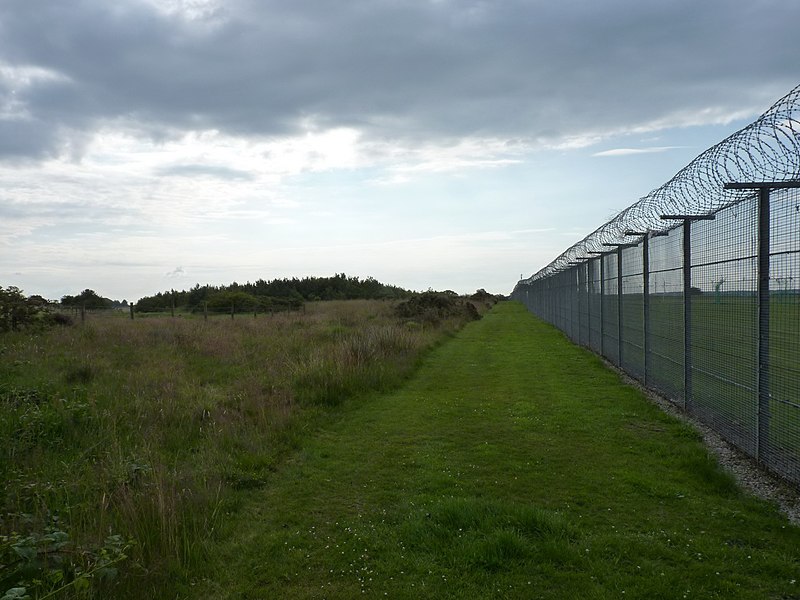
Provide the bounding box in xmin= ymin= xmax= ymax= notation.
xmin=0 ymin=0 xmax=798 ymax=159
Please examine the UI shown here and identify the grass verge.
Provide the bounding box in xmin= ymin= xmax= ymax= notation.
xmin=197 ymin=301 xmax=800 ymax=599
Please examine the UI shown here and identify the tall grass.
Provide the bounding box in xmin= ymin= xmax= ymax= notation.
xmin=0 ymin=299 xmax=480 ymax=598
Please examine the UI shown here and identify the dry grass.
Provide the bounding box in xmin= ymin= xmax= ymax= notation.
xmin=0 ymin=299 xmax=480 ymax=598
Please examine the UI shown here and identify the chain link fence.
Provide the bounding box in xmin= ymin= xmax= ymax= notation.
xmin=512 ymin=84 xmax=800 ymax=486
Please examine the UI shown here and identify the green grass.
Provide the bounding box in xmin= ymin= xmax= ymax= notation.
xmin=194 ymin=301 xmax=800 ymax=599
xmin=581 ymin=292 xmax=800 ymax=463
xmin=1 ymin=300 xmax=477 ymax=598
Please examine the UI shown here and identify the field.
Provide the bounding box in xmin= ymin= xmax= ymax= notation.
xmin=1 ymin=299 xmax=481 ymax=598
xmin=3 ymin=300 xmax=800 ymax=598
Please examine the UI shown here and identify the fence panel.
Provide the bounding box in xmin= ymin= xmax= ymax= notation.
xmin=621 ymin=245 xmax=645 ymax=380
xmin=768 ymin=188 xmax=800 ymax=480
xmin=588 ymin=259 xmax=603 ymax=353
xmin=577 ymin=264 xmax=589 ymax=346
xmin=648 ymin=227 xmax=685 ymax=403
xmin=602 ymin=253 xmax=620 ymax=365
xmin=689 ymin=198 xmax=758 ymax=455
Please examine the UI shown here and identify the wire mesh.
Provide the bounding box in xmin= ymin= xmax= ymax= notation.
xmin=690 ymin=198 xmax=758 ymax=455
xmin=602 ymin=252 xmax=620 ymax=365
xmin=768 ymin=187 xmax=800 ymax=480
xmin=577 ymin=264 xmax=590 ymax=346
xmin=588 ymin=258 xmax=602 ymax=353
xmin=511 ymin=84 xmax=800 ymax=484
xmin=647 ymin=227 xmax=685 ymax=403
xmin=621 ymin=245 xmax=645 ymax=380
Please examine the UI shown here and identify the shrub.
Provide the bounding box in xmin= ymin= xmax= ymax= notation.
xmin=0 ymin=287 xmax=39 ymax=332
xmin=395 ymin=292 xmax=481 ymax=325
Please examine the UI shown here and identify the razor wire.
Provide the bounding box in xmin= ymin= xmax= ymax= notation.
xmin=519 ymin=84 xmax=800 ymax=284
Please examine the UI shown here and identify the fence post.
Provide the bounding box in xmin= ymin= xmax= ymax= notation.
xmin=583 ymin=263 xmax=590 ymax=346
xmin=756 ymin=187 xmax=771 ymax=462
xmin=682 ymin=220 xmax=693 ymax=412
xmin=130 ymin=304 xmax=134 ymax=320
xmin=617 ymin=249 xmax=624 ymax=366
xmin=599 ymin=255 xmax=605 ymax=357
xmin=642 ymin=233 xmax=650 ymax=387
xmin=586 ymin=260 xmax=593 ymax=347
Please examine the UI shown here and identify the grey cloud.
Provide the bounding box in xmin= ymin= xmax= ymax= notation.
xmin=156 ymin=164 xmax=254 ymax=180
xmin=0 ymin=0 xmax=798 ymax=159
xmin=166 ymin=266 xmax=187 ymax=278
xmin=0 ymin=119 xmax=59 ymax=159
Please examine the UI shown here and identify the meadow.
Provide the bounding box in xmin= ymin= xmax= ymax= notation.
xmin=1 ymin=298 xmax=482 ymax=598
xmin=3 ymin=298 xmax=799 ymax=599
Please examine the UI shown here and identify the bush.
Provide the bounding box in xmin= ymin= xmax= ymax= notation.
xmin=0 ymin=287 xmax=40 ymax=332
xmin=395 ymin=292 xmax=481 ymax=325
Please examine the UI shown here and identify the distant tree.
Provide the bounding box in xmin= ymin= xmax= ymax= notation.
xmin=0 ymin=286 xmax=42 ymax=331
xmin=61 ymin=289 xmax=113 ymax=309
xmin=206 ymin=290 xmax=261 ymax=313
xmin=134 ymin=273 xmax=413 ymax=312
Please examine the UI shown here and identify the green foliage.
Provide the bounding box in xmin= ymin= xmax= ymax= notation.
xmin=135 ymin=274 xmax=412 ymax=313
xmin=205 ymin=290 xmax=260 ymax=313
xmin=0 ymin=522 xmax=131 ymax=600
xmin=59 ymin=290 xmax=113 ymax=310
xmin=0 ymin=288 xmax=42 ymax=333
xmin=395 ymin=291 xmax=480 ymax=324
xmin=469 ymin=288 xmax=506 ymax=304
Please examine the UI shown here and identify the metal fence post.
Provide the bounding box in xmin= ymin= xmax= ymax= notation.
xmin=617 ymin=248 xmax=624 ymax=366
xmin=587 ymin=260 xmax=593 ymax=346
xmin=757 ymin=187 xmax=771 ymax=462
xmin=584 ymin=263 xmax=590 ymax=346
xmin=642 ymin=233 xmax=651 ymax=387
xmin=683 ymin=219 xmax=692 ymax=412
xmin=599 ymin=254 xmax=605 ymax=357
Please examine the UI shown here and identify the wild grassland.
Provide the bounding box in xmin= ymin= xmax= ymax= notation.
xmin=0 ymin=299 xmax=479 ymax=598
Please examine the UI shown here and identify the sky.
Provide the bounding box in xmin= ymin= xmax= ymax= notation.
xmin=1 ymin=0 xmax=798 ymax=302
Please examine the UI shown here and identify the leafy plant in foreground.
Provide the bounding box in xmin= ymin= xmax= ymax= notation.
xmin=1 ymin=519 xmax=131 ymax=600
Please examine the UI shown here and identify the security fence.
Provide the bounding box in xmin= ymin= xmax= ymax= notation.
xmin=511 ymin=84 xmax=800 ymax=486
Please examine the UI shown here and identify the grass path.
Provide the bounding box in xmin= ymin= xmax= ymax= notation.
xmin=196 ymin=302 xmax=799 ymax=599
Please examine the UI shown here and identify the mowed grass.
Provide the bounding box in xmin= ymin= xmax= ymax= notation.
xmin=198 ymin=301 xmax=800 ymax=599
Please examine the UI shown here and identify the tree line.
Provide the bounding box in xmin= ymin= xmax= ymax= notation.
xmin=134 ymin=273 xmax=413 ymax=313
xmin=1 ymin=276 xmax=504 ymax=330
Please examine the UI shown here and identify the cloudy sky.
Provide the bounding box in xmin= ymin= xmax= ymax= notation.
xmin=1 ymin=0 xmax=798 ymax=301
